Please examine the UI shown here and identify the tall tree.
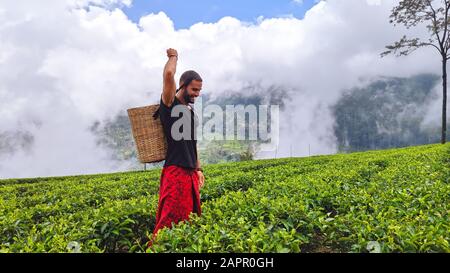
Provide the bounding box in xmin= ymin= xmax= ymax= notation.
xmin=381 ymin=0 xmax=449 ymax=144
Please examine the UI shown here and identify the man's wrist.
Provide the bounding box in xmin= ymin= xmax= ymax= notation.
xmin=196 ymin=167 xmax=203 ymax=172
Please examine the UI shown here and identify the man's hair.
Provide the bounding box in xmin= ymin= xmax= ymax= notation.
xmin=177 ymin=70 xmax=202 ymax=93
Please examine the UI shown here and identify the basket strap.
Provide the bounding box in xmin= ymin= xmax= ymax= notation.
xmin=152 ymin=107 xmax=160 ymax=120
xmin=176 ymin=76 xmax=195 ymax=93
xmin=154 ymin=76 xmax=195 ymax=120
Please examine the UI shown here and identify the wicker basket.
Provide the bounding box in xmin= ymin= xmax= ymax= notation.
xmin=127 ymin=104 xmax=167 ymax=163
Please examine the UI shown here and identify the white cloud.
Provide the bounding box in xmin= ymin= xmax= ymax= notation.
xmin=0 ymin=0 xmax=442 ymax=178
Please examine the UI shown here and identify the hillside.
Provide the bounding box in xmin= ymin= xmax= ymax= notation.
xmin=1 ymin=74 xmax=443 ymax=175
xmin=333 ymin=74 xmax=445 ymax=151
xmin=85 ymin=74 xmax=445 ymax=169
xmin=0 ymin=143 xmax=449 ymax=253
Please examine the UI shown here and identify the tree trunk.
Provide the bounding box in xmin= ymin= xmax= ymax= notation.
xmin=442 ymin=58 xmax=448 ymax=144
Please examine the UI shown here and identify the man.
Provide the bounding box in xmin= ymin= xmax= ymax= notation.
xmin=149 ymin=48 xmax=205 ymax=247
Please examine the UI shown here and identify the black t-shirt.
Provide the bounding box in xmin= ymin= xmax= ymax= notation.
xmin=159 ymin=96 xmax=198 ymax=169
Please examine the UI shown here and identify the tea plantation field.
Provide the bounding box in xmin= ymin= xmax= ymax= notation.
xmin=1 ymin=143 xmax=449 ymax=253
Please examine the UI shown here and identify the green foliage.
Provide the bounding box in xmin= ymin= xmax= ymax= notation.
xmin=199 ymin=140 xmax=256 ymax=164
xmin=150 ymin=143 xmax=450 ymax=253
xmin=1 ymin=143 xmax=449 ymax=253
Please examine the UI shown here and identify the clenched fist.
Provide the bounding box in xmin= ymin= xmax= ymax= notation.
xmin=167 ymin=48 xmax=178 ymax=58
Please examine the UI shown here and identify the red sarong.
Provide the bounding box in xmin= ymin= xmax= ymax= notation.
xmin=147 ymin=165 xmax=202 ymax=248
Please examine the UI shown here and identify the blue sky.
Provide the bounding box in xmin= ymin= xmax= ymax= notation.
xmin=121 ymin=0 xmax=318 ymax=30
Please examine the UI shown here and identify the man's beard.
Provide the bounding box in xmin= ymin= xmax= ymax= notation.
xmin=184 ymin=91 xmax=195 ymax=104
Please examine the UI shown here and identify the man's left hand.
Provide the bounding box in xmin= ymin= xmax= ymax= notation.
xmin=197 ymin=171 xmax=205 ymax=189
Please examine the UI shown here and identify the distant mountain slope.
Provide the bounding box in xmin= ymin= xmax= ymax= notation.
xmin=90 ymin=74 xmax=445 ymax=165
xmin=332 ymin=73 xmax=446 ymax=152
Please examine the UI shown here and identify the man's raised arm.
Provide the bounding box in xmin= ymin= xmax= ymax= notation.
xmin=161 ymin=48 xmax=178 ymax=107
